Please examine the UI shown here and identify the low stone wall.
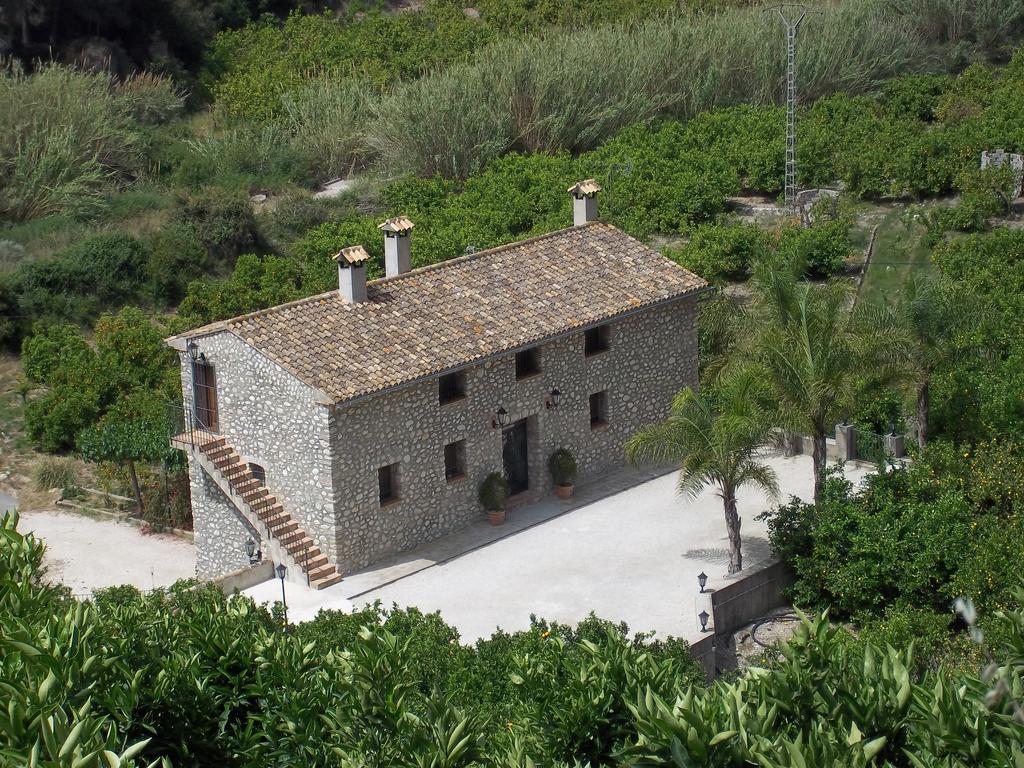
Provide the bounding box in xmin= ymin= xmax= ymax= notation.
xmin=711 ymin=560 xmax=794 ymax=636
xmin=687 ymin=558 xmax=795 ymax=681
xmin=210 ymin=560 xmax=274 ymax=594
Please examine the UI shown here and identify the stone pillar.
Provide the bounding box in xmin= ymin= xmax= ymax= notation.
xmin=834 ymin=423 xmax=856 ymax=461
xmin=883 ymin=432 xmax=905 ymax=458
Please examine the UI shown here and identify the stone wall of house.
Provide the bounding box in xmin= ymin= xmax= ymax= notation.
xmin=190 ymin=463 xmax=256 ymax=578
xmin=178 ymin=333 xmax=337 ymax=573
xmin=329 ymin=297 xmax=700 ymax=572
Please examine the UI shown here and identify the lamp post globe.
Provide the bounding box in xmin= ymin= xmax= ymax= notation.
xmin=699 ymin=609 xmax=710 ymax=633
xmin=698 ymin=571 xmax=708 ymax=593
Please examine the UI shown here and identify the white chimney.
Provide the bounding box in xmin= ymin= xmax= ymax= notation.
xmin=567 ymin=179 xmax=602 ymax=226
xmin=334 ymin=245 xmax=371 ymax=303
xmin=378 ymin=215 xmax=415 ymax=278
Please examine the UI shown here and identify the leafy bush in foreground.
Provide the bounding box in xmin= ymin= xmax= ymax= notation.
xmin=4 ymin=514 xmax=1024 ymax=766
xmin=763 ymin=441 xmax=1024 ymax=620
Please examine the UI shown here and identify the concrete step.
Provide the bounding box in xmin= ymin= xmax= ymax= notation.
xmin=303 ymin=553 xmax=329 ymax=570
xmin=279 ymin=529 xmax=304 ymax=546
xmin=311 ymin=572 xmax=343 ymax=590
xmin=285 ymin=536 xmax=314 ymax=557
xmin=307 ymin=563 xmax=336 ymax=581
xmin=268 ymin=518 xmax=297 ymax=536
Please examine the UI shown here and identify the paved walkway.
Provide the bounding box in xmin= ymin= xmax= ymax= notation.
xmin=245 ymin=453 xmax=872 ymax=643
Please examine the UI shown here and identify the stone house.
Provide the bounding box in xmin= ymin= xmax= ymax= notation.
xmin=168 ymin=182 xmax=709 ymax=588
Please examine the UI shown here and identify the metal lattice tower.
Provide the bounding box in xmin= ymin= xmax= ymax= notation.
xmin=767 ymin=5 xmax=814 ymax=209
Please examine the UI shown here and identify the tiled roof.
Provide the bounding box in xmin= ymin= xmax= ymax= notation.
xmin=192 ymin=223 xmax=708 ymax=403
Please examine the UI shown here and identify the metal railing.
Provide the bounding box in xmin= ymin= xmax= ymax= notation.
xmin=852 ymin=426 xmax=888 ymax=465
xmin=166 ymin=402 xmax=213 ymax=449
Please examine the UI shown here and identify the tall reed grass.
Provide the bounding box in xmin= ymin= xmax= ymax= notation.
xmin=364 ymin=0 xmax=927 ymax=178
xmin=0 ymin=63 xmax=181 ymax=222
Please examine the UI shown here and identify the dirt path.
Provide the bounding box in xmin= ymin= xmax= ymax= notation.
xmin=18 ymin=508 xmax=195 ymax=596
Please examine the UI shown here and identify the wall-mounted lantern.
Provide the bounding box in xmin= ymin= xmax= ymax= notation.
xmin=699 ymin=609 xmax=710 ymax=633
xmin=491 ymin=406 xmax=509 ymax=430
xmin=245 ymin=537 xmax=262 ymax=565
xmin=545 ymin=388 xmax=562 ymax=410
xmin=186 ymin=339 xmax=204 ymax=363
xmin=698 ymin=571 xmax=708 ymax=593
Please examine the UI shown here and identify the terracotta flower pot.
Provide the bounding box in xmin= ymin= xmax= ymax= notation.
xmin=487 ymin=508 xmax=506 ymax=525
xmin=555 ymin=484 xmax=574 ymax=501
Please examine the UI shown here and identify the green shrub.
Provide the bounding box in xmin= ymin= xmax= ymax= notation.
xmin=208 ymin=7 xmax=493 ymax=121
xmin=776 ymin=217 xmax=853 ymax=279
xmin=144 ymin=224 xmax=210 ymax=306
xmin=178 ymin=254 xmax=306 ymax=326
xmin=174 ymin=190 xmax=258 ymax=264
xmin=764 ymin=441 xmax=1024 ymax=622
xmin=31 ymin=457 xmax=77 ymax=491
xmin=667 ymin=222 xmax=770 ymax=282
xmin=548 ymin=448 xmax=577 ymax=486
xmin=478 ymin=472 xmax=510 ymax=511
xmin=11 ymin=233 xmax=151 ymax=329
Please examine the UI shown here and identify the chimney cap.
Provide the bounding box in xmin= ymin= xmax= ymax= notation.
xmin=377 ymin=215 xmax=415 ymax=235
xmin=567 ymin=179 xmax=602 ymax=198
xmin=334 ymin=245 xmax=371 ymax=265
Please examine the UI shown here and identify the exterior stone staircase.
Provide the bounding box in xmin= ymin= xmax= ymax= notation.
xmin=174 ymin=431 xmax=342 ymax=590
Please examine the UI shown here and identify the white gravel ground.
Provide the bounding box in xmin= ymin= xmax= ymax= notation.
xmin=17 ymin=509 xmax=195 ymax=596
xmin=246 ymin=453 xmax=873 ymax=644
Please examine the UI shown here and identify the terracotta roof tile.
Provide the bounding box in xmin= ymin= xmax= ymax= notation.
xmin=212 ymin=223 xmax=706 ymax=403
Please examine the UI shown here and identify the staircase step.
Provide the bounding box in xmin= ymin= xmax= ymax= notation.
xmin=285 ymin=536 xmax=314 ymax=556
xmin=279 ymin=529 xmax=305 ymax=545
xmin=311 ymin=572 xmax=343 ymax=590
xmin=303 ymin=553 xmax=329 ymax=570
xmin=269 ymin=524 xmax=297 ymax=540
xmin=307 ymin=564 xmax=336 ymax=581
xmin=206 ymin=445 xmax=232 ymax=458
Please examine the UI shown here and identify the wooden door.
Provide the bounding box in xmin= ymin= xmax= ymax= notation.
xmin=194 ymin=361 xmax=219 ymax=432
xmin=502 ymin=419 xmax=529 ymax=495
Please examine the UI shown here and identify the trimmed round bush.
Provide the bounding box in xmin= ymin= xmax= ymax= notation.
xmin=478 ymin=472 xmax=510 ymax=511
xmin=548 ymin=448 xmax=577 ymax=487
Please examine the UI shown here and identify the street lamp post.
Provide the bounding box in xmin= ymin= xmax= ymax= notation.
xmin=276 ymin=563 xmax=288 ymax=627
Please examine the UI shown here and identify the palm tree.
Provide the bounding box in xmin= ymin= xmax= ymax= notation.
xmin=750 ymin=261 xmax=887 ymax=506
xmin=625 ymin=369 xmax=778 ymax=574
xmin=871 ymin=275 xmax=975 ymax=449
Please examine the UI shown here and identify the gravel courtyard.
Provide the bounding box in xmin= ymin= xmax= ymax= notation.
xmin=246 ymin=453 xmax=873 ymax=643
xmin=17 ymin=508 xmax=195 ymax=595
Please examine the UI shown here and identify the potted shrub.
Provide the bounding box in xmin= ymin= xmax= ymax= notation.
xmin=548 ymin=448 xmax=577 ymax=500
xmin=479 ymin=472 xmax=510 ymax=525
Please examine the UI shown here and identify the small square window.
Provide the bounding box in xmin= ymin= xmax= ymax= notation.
xmin=439 ymin=371 xmax=466 ymax=404
xmin=515 ymin=347 xmax=541 ymax=379
xmin=378 ymin=463 xmax=399 ymax=505
xmin=589 ymin=391 xmax=608 ymax=428
xmin=444 ymin=440 xmax=466 ymax=482
xmin=584 ymin=325 xmax=610 ymax=356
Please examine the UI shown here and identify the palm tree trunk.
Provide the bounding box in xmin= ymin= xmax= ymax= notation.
xmin=916 ymin=379 xmax=929 ymax=451
xmin=812 ymin=432 xmax=827 ymax=507
xmin=722 ymin=494 xmax=742 ymax=574
xmin=127 ymin=459 xmax=144 ymax=516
